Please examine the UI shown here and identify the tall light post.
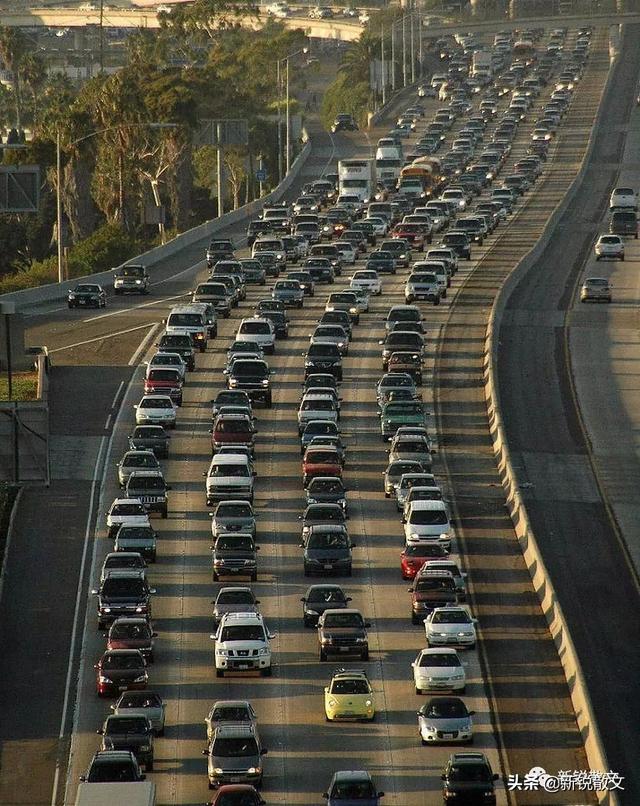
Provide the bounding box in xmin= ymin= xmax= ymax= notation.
xmin=55 ymin=122 xmax=178 ymax=283
xmin=278 ymin=45 xmax=309 ymax=176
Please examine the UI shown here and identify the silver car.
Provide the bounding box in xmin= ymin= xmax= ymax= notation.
xmin=382 ymin=459 xmax=426 ymax=498
xmin=417 ymin=696 xmax=474 ymax=744
xmin=211 ymin=500 xmax=257 ymax=538
xmin=112 ymin=690 xmax=166 ymax=736
xmin=205 ymin=699 xmax=258 ymax=742
xmin=212 ymin=587 xmax=260 ymax=629
xmin=117 ymin=450 xmax=160 ymax=487
xmin=580 ymin=277 xmax=612 ymax=303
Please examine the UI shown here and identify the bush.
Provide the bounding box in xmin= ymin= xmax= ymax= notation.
xmin=0 ymin=223 xmax=153 ymax=295
xmin=320 ymin=73 xmax=372 ymax=132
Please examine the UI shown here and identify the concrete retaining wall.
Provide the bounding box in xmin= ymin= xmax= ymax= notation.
xmin=482 ymin=28 xmax=621 ymax=806
xmin=0 ymin=139 xmax=312 ymax=312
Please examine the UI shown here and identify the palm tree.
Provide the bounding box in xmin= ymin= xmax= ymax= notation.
xmin=21 ymin=52 xmax=46 ymax=132
xmin=0 ymin=26 xmax=26 ymax=130
xmin=338 ymin=32 xmax=379 ymax=85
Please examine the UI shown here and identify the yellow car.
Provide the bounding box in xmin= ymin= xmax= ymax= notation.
xmin=324 ymin=669 xmax=375 ymax=722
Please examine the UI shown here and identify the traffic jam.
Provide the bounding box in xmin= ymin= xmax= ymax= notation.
xmin=81 ymin=23 xmax=591 ymax=804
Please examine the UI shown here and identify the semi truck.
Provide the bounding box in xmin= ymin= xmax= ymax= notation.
xmin=471 ymin=50 xmax=493 ymax=82
xmin=375 ymin=147 xmax=402 ymax=187
xmin=338 ymin=158 xmax=377 ymax=203
xmin=75 ymin=782 xmax=156 ymax=806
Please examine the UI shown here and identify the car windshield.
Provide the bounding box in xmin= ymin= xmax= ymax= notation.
xmin=75 ymin=285 xmax=100 ymax=293
xmin=121 ymin=267 xmax=143 ymax=277
xmin=123 ymin=454 xmax=158 ymax=468
xmin=432 ymin=610 xmax=470 ymax=624
xmin=87 ymin=762 xmax=137 ymax=782
xmin=102 ymin=578 xmax=145 ymax=597
xmin=139 ymin=398 xmax=173 ymax=409
xmin=119 ymin=691 xmax=161 ymax=708
xmin=233 ymin=362 xmax=268 ymax=378
xmin=449 ymin=764 xmax=493 ymax=783
xmin=198 ymin=284 xmax=227 ymax=296
xmin=331 ymin=679 xmax=369 ymax=694
xmin=110 ymin=622 xmax=152 ymax=640
xmin=128 ymin=476 xmax=164 ymax=491
xmin=419 ymin=652 xmax=460 ymax=667
xmin=215 ymin=420 xmax=251 ymax=434
xmin=102 ymin=653 xmax=144 ymax=670
xmin=220 ymin=625 xmax=264 ymax=642
xmin=309 ymin=479 xmax=344 ymax=494
xmin=307 ymin=587 xmax=346 ymax=604
xmin=212 ymin=705 xmax=251 ymax=721
xmin=105 ymin=717 xmax=148 ymax=734
xmin=323 ymin=613 xmax=363 ymax=628
xmin=424 ymin=699 xmax=467 ymax=719
xmin=404 ymin=544 xmax=446 ymax=557
xmin=586 ymin=278 xmax=609 ymax=287
xmin=212 ymin=738 xmax=259 ymax=757
xmin=117 ymin=527 xmax=154 ymax=541
xmin=217 ymin=590 xmax=254 ymax=605
xmin=388 ymin=462 xmax=422 ymax=480
xmin=112 ymin=504 xmax=146 ymax=516
xmin=168 ymin=313 xmax=202 ymax=327
xmin=331 ymin=781 xmax=376 ymax=798
xmin=240 ymin=321 xmax=271 ymax=335
xmin=304 ymin=422 xmax=338 ymax=437
xmin=211 ymin=464 xmax=249 ymax=478
xmin=385 ymin=403 xmax=423 ymax=416
xmin=410 ymin=509 xmax=448 ymax=525
xmin=216 ymin=536 xmax=253 ymax=551
xmin=308 ymin=344 xmax=340 ymax=358
xmin=302 ymin=400 xmax=334 ymax=412
xmin=217 ymin=504 xmax=252 ymax=518
xmin=308 ymin=531 xmax=348 ymax=549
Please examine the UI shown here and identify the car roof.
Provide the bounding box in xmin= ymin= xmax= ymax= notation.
xmin=408 ymin=499 xmax=448 ymax=510
xmin=213 ymin=723 xmax=256 ymax=738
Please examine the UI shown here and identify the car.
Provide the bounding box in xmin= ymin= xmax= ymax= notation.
xmin=332 ymin=113 xmax=359 ymax=133
xmin=288 ymin=270 xmax=315 ymax=296
xmin=380 ymin=400 xmax=426 ymax=441
xmin=113 ymin=264 xmax=149 ymax=295
xmin=609 ymin=209 xmax=638 ymax=238
xmin=116 ymin=451 xmax=160 ymax=488
xmin=225 ymin=359 xmax=272 ymax=407
xmin=301 ymin=584 xmax=351 ymax=628
xmin=107 ymin=617 xmax=157 ymax=660
xmin=134 ymin=394 xmax=177 ymax=429
xmin=212 ymin=612 xmax=275 ymax=677
xmin=272 ymin=278 xmax=305 ymax=308
xmin=146 ymin=351 xmax=187 ymax=381
xmin=441 ymin=752 xmax=498 ymax=804
xmin=79 ymin=750 xmax=146 ymax=783
xmin=97 ymin=713 xmax=154 ymax=770
xmin=204 ymin=699 xmax=258 ymax=741
xmin=93 ymin=568 xmax=155 ymax=629
xmin=408 ymin=569 xmax=458 ymax=624
xmin=311 ymin=325 xmax=350 ymax=356
xmin=388 ymin=435 xmax=433 ymax=468
xmin=418 ymin=697 xmax=474 ymax=745
xmin=403 ymin=500 xmax=452 ymax=549
xmin=236 ymin=318 xmax=276 ymax=355
xmin=609 ymin=186 xmax=637 ymax=211
xmin=124 ymin=470 xmax=170 ymax=518
xmin=400 ymin=542 xmax=449 ymax=579
xmin=298 ymin=393 xmax=340 ymax=435
xmin=209 ymin=785 xmax=265 ymax=805
xmin=100 ymin=553 xmax=146 ymax=583
xmin=595 ymin=234 xmax=624 ymax=260
xmin=580 ymin=277 xmax=612 ymax=303
xmin=305 ymin=342 xmax=343 ymax=381
xmin=105 ymin=498 xmax=150 ymax=539
xmin=212 ymin=533 xmax=258 ymax=582
xmin=207 ymin=239 xmax=235 ymax=268
xmin=302 ymin=524 xmax=353 ymax=577
xmin=299 ymin=503 xmax=348 ymax=537
xmin=412 ymin=647 xmax=466 ymax=694
xmin=318 ymin=608 xmax=370 ymax=661
xmin=212 ymin=587 xmax=260 ymax=630
xmin=350 ymin=269 xmax=382 ymax=296
xmin=143 ymin=366 xmax=183 ymax=405
xmin=204 ymin=723 xmax=267 ymax=789
xmin=211 ymin=500 xmax=256 ymax=539
xmin=302 ymin=447 xmax=344 ymax=487
xmin=95 ymin=648 xmax=148 ymax=697
xmin=324 ymin=669 xmax=375 ymax=722
xmin=68 ymin=283 xmax=107 ymax=309
xmin=300 ymin=420 xmax=340 ymax=454
xmin=212 ymin=390 xmax=253 ymax=419
xmin=306 ymin=476 xmax=348 ymax=512
xmin=204 ymin=453 xmax=255 ymax=505
xmin=323 ymin=770 xmax=384 ymax=804
xmin=112 ymin=690 xmax=165 ymax=736
xmin=114 ymin=526 xmax=157 ymax=562
xmin=424 ymin=605 xmax=477 ymax=648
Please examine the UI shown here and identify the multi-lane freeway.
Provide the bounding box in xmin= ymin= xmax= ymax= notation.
xmin=0 ymin=20 xmax=637 ymax=806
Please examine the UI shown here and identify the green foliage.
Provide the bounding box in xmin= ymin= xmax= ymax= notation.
xmin=321 ymin=72 xmax=371 ymax=131
xmin=0 ymin=223 xmax=149 ymax=294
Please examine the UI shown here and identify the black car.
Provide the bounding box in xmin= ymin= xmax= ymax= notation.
xmin=94 ymin=650 xmax=148 ymax=697
xmin=306 ymin=477 xmax=348 ymax=511
xmin=125 ymin=471 xmax=170 ymax=518
xmin=317 ymin=608 xmax=370 ymax=661
xmin=226 ymin=359 xmax=272 ymax=407
xmin=239 ymin=259 xmax=267 ymax=285
xmin=68 ymin=283 xmax=107 ymax=309
xmin=332 ymin=113 xmax=359 ymax=132
xmin=441 ymin=231 xmax=472 ymax=260
xmin=92 ymin=570 xmax=156 ymax=631
xmin=304 ymin=257 xmax=335 ymax=283
xmin=98 ymin=714 xmax=154 ymax=770
xmin=206 ymin=238 xmax=235 ymax=268
xmin=301 ymin=584 xmax=352 ymax=627
xmin=305 ymin=342 xmax=343 ymax=381
xmin=212 ymin=533 xmax=259 ymax=582
xmin=302 ymin=524 xmax=353 ymax=577
xmin=261 ymin=310 xmax=289 ymax=338
xmin=128 ymin=426 xmax=170 ymax=459
xmin=156 ymin=333 xmax=196 ymax=371
xmin=80 ymin=750 xmax=145 ymax=783
xmin=303 ymin=373 xmax=338 ymax=395
xmin=319 ymin=310 xmax=352 ymax=338
xmin=211 ymin=390 xmax=253 ymax=419
xmin=442 ymin=752 xmax=499 ymax=805
xmin=114 ymin=525 xmax=158 ymax=562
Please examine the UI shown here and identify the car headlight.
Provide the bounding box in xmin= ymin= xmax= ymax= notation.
xmin=247 ymin=766 xmax=262 ymax=775
xmin=229 ymin=378 xmax=238 ymax=387
xmin=103 ymin=607 xmax=112 ymax=613
xmin=321 ymin=636 xmax=331 ymax=644
xmin=328 ymin=698 xmax=337 ymax=706
xmin=365 ymin=699 xmax=373 ymax=707
xmin=215 ymin=558 xmax=225 ymax=565
xmin=140 ymin=744 xmax=150 ymax=751
xmin=257 ymin=647 xmax=269 ymax=655
xmin=99 ymin=675 xmax=112 ymax=683
xmin=135 ymin=279 xmax=142 ymax=285
xmin=355 ymin=636 xmax=366 ymax=643
xmin=213 ymin=767 xmax=224 ymax=775
xmin=410 ymin=532 xmax=420 ymax=540
xmin=400 ymin=253 xmax=406 ymax=259
xmin=134 ymin=674 xmax=147 ymax=682
xmin=424 ymin=723 xmax=436 ymax=732
xmin=453 ymin=673 xmax=464 ymax=680
xmin=68 ymin=293 xmax=76 ymax=299
xmin=349 ymin=307 xmax=357 ymax=314
xmin=217 ymin=648 xmax=229 ymax=656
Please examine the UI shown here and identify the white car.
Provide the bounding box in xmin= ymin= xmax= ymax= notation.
xmin=595 ymin=234 xmax=624 ymax=261
xmin=531 ymin=127 xmax=551 ymax=142
xmin=106 ymin=498 xmax=150 ymax=539
xmin=146 ymin=351 xmax=186 ymax=380
xmin=334 ymin=241 xmax=357 ymax=265
xmin=351 ymin=269 xmax=382 ymax=295
xmin=412 ymin=647 xmax=466 ymax=694
xmin=297 ymin=393 xmax=339 ymax=434
xmin=424 ymin=605 xmax=477 ymax=649
xmin=403 ymin=500 xmax=452 ymax=549
xmin=134 ymin=395 xmax=177 ymax=428
xmin=363 ymin=216 xmax=389 ymax=237
xmin=609 ymin=187 xmax=637 ymax=211
xmin=441 ymin=189 xmax=467 ymax=212
xmin=236 ymin=317 xmax=276 ymax=354
xmin=417 ymin=697 xmax=474 ymax=744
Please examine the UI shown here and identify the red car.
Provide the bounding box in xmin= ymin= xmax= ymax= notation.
xmin=209 ymin=785 xmax=265 ymax=805
xmin=144 ymin=368 xmax=183 ymax=405
xmin=95 ymin=649 xmax=148 ymax=697
xmin=210 ymin=414 xmax=255 ymax=454
xmin=392 ymin=223 xmax=427 ymax=251
xmin=400 ymin=543 xmax=449 ymax=580
xmin=107 ymin=617 xmax=157 ymax=662
xmin=302 ymin=447 xmax=342 ymax=487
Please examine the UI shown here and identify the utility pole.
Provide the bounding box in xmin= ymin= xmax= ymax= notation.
xmin=285 ymin=57 xmax=291 ymax=174
xmin=99 ymin=0 xmax=104 ymax=73
xmin=391 ymin=22 xmax=396 ymax=92
xmin=381 ymin=25 xmax=386 ymax=105
xmin=276 ymin=61 xmax=283 ymax=183
xmin=410 ymin=13 xmax=415 ymax=84
xmin=56 ymin=131 xmax=64 ymax=283
xmin=216 ymin=122 xmax=224 ymax=218
xmin=418 ymin=12 xmax=423 ymax=77
xmin=402 ymin=15 xmax=407 ymax=88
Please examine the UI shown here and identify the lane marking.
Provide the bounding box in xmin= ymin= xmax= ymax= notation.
xmin=109 ymin=380 xmax=124 ymax=411
xmin=49 ymin=434 xmax=107 ymax=806
xmin=128 ymin=323 xmax=162 ymax=367
xmin=48 ymin=323 xmax=152 ymax=353
xmin=104 ymin=414 xmax=112 ymax=431
xmin=82 ymin=292 xmax=189 ymax=324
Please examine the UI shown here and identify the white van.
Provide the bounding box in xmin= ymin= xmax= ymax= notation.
xmin=403 ymin=500 xmax=452 ymax=549
xmin=164 ymin=305 xmax=208 ymax=352
xmin=204 ymin=453 xmax=255 ymax=505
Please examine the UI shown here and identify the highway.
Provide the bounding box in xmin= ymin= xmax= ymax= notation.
xmin=0 ymin=23 xmax=620 ymax=806
xmin=497 ymin=22 xmax=640 ymax=806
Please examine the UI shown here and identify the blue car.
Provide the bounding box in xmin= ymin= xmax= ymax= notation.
xmin=324 ymin=770 xmax=385 ymax=805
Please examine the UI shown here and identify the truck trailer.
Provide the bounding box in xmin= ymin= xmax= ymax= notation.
xmin=338 ymin=158 xmax=377 ymax=203
xmin=75 ymin=782 xmax=156 ymax=806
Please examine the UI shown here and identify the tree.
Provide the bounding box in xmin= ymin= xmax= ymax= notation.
xmin=338 ymin=31 xmax=379 ymax=85
xmin=223 ymin=146 xmax=248 ymax=210
xmin=160 ymin=0 xmax=258 ymax=42
xmin=21 ymin=52 xmax=47 ymax=132
xmin=0 ymin=26 xmax=26 ymax=130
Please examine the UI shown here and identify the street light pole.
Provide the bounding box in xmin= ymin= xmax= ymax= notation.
xmin=276 ymin=60 xmax=283 ymax=183
xmin=402 ymin=15 xmax=407 ymax=87
xmin=410 ymin=13 xmax=416 ymax=83
xmin=391 ymin=21 xmax=396 ymax=92
xmin=381 ymin=25 xmax=386 ymax=106
xmin=285 ymin=57 xmax=291 ymax=174
xmin=418 ymin=12 xmax=423 ymax=77
xmin=56 ymin=130 xmax=64 ymax=283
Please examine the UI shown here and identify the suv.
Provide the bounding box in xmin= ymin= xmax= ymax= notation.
xmin=204 ymin=453 xmax=255 ymax=505
xmin=97 ymin=713 xmax=154 ymax=770
xmin=610 ymin=209 xmax=638 ymax=238
xmin=226 ymin=358 xmax=273 ymax=407
xmin=92 ymin=569 xmax=156 ymax=630
xmin=80 ymin=750 xmax=146 ymax=783
xmin=212 ymin=533 xmax=259 ymax=582
xmin=205 ymin=723 xmax=267 ymax=789
xmin=408 ymin=569 xmax=458 ymax=623
xmin=206 ymin=238 xmax=235 ymax=268
xmin=113 ymin=264 xmax=149 ymax=295
xmin=305 ymin=343 xmax=343 ymax=381
xmin=302 ymin=524 xmax=354 ymax=577
xmin=441 ymin=752 xmax=498 ymax=805
xmin=125 ymin=471 xmax=170 ymax=518
xmin=332 ymin=113 xmax=358 ymax=132
xmin=212 ymin=612 xmax=275 ymax=677
xmin=164 ymin=306 xmax=208 ymax=352
xmin=317 ymin=608 xmax=370 ymax=661
xmin=192 ymin=282 xmax=232 ymax=318
xmin=156 ymin=333 xmax=196 ymax=371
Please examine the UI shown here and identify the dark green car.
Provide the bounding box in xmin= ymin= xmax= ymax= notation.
xmin=380 ymin=400 xmax=426 ymax=441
